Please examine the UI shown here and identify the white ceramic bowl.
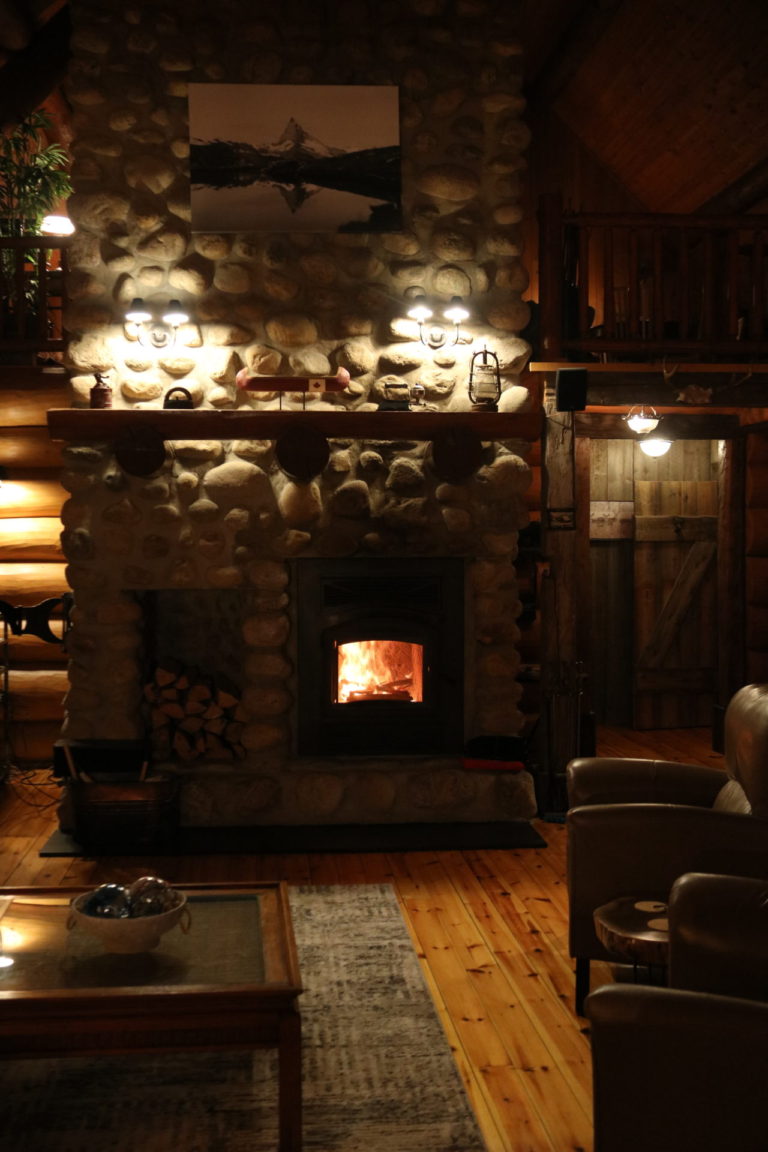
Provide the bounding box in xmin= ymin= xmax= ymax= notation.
xmin=68 ymin=891 xmax=189 ymax=953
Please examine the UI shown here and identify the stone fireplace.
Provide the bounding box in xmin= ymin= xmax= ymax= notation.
xmin=58 ymin=429 xmax=537 ymax=826
xmin=54 ymin=0 xmax=539 ymax=828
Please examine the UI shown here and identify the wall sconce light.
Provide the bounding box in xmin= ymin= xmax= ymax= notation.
xmin=624 ymin=404 xmax=660 ymax=434
xmin=405 ymin=294 xmax=471 ymax=349
xmin=40 ymin=214 xmax=75 ymax=236
xmin=125 ymin=297 xmax=190 ymax=349
xmin=638 ymin=437 xmax=672 ymax=457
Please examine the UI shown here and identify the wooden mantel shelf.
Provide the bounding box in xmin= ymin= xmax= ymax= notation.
xmin=47 ymin=408 xmax=543 ymax=442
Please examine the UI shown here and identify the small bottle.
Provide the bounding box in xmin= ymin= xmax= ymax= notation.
xmin=90 ymin=371 xmax=112 ymax=409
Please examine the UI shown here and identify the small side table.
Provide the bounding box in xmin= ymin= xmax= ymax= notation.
xmin=593 ymin=896 xmax=669 ymax=984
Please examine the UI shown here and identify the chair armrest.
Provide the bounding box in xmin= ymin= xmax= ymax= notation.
xmin=668 ymin=871 xmax=768 ymax=999
xmin=566 ymin=756 xmax=726 ymax=808
xmin=587 ymin=984 xmax=768 ymax=1152
xmin=566 ymin=803 xmax=768 ymax=960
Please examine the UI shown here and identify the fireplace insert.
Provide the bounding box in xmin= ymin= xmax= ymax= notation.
xmin=295 ymin=558 xmax=465 ymax=755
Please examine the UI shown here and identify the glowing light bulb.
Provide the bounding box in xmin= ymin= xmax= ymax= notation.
xmin=639 ymin=437 xmax=672 ymax=457
xmin=625 ymin=405 xmax=660 ymax=434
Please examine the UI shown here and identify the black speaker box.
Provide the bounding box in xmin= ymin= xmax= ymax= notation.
xmin=555 ymin=368 xmax=588 ymax=411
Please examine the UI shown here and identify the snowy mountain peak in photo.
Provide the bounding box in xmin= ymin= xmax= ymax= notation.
xmin=270 ymin=117 xmax=344 ymax=161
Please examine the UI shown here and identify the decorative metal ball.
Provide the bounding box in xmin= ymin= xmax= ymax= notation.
xmin=80 ymin=883 xmax=132 ymax=919
xmin=129 ymin=876 xmax=178 ymax=916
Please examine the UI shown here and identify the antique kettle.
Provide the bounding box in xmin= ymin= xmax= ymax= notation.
xmin=163 ymin=386 xmax=194 ymax=409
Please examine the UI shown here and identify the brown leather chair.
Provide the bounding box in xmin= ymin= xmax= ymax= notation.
xmin=667 ymin=870 xmax=768 ymax=999
xmin=586 ymin=871 xmax=768 ymax=1152
xmin=587 ymin=984 xmax=768 ymax=1152
xmin=566 ymin=682 xmax=768 ymax=1014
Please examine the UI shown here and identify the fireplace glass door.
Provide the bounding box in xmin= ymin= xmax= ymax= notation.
xmin=335 ymin=639 xmax=424 ymax=703
xmin=296 ymin=558 xmax=464 ymax=755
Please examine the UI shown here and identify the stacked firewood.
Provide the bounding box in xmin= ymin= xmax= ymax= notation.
xmin=144 ymin=663 xmax=246 ymax=762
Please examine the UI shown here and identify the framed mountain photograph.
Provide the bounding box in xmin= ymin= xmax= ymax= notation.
xmin=189 ymin=84 xmax=401 ymax=233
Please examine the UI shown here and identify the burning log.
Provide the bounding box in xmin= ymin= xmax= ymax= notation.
xmin=144 ymin=665 xmax=246 ymax=762
xmin=347 ymin=689 xmax=413 ymax=702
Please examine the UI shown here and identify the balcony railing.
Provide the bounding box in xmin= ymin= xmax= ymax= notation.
xmin=0 ymin=236 xmax=70 ymax=358
xmin=537 ymin=194 xmax=768 ymax=361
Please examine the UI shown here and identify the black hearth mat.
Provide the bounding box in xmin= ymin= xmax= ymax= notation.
xmin=40 ymin=821 xmax=546 ymax=857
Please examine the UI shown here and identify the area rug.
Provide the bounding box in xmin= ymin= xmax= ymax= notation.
xmin=40 ymin=819 xmax=545 ymax=856
xmin=0 ymin=885 xmax=488 ymax=1152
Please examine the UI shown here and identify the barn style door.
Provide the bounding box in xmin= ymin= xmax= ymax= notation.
xmin=632 ymin=477 xmax=719 ymax=728
xmin=588 ymin=438 xmax=720 ymax=729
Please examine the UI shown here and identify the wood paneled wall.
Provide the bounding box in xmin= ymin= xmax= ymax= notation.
xmin=744 ymin=431 xmax=768 ymax=682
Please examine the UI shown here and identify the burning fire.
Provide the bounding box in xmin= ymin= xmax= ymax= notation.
xmin=337 ymin=640 xmax=423 ymax=703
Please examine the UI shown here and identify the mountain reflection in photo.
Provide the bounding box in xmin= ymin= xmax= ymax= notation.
xmin=189 ymin=85 xmax=401 ymax=233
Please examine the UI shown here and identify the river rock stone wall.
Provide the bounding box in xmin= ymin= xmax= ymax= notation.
xmin=57 ymin=0 xmax=538 ymax=825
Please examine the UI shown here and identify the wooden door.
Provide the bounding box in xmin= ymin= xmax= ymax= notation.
xmin=633 ymin=473 xmax=719 ymax=727
xmin=588 ymin=439 xmax=719 ymax=729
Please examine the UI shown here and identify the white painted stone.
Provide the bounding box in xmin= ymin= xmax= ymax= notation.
xmin=288 ymin=349 xmax=332 ymax=375
xmin=265 ymin=312 xmax=319 ymax=346
xmin=294 ymin=773 xmax=344 ymax=816
xmin=206 ymin=565 xmax=244 ymax=587
xmin=119 ymin=375 xmax=165 ymax=402
xmin=241 ymin=722 xmax=284 ymax=751
xmin=241 ymin=685 xmax=292 ymax=717
xmin=214 ymin=262 xmax=252 ymax=294
xmin=278 ymin=480 xmax=323 ymax=526
xmin=171 ymin=441 xmax=224 ymax=463
xmin=498 ymin=384 xmax=531 ymax=412
xmin=203 ymin=459 xmax=272 ymax=511
xmin=416 ymin=164 xmax=481 ymax=201
xmin=242 ymin=612 xmax=290 ymax=647
xmin=244 ymin=651 xmax=293 ymax=679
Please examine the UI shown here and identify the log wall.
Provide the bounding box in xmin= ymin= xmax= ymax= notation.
xmin=0 ymin=366 xmax=68 ymax=768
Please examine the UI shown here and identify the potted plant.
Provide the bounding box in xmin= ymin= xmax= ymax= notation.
xmin=0 ymin=109 xmax=72 ymax=348
xmin=0 ymin=109 xmax=72 ymax=236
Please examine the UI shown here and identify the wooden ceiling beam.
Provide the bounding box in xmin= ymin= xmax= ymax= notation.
xmin=524 ymin=0 xmax=624 ymax=102
xmin=0 ymin=5 xmax=71 ymax=133
xmin=697 ymin=155 xmax=768 ymax=215
xmin=575 ymin=412 xmax=740 ymax=439
xmin=529 ymin=362 xmax=768 ymax=407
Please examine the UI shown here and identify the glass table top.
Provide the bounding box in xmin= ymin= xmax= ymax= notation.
xmin=0 ymin=887 xmax=292 ymax=994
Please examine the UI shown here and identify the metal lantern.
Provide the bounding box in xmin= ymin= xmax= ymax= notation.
xmin=468 ymin=346 xmax=501 ymax=410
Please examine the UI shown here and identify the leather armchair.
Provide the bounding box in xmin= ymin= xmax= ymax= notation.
xmin=586 ymin=984 xmax=768 ymax=1152
xmin=586 ymin=871 xmax=768 ymax=1152
xmin=667 ymin=871 xmax=768 ymax=1000
xmin=566 ymin=682 xmax=768 ymax=1013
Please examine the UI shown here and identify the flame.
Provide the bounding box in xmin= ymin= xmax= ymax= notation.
xmin=337 ymin=640 xmax=423 ymax=703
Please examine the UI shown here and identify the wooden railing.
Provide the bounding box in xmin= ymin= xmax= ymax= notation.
xmin=0 ymin=236 xmax=70 ymax=357
xmin=538 ymin=193 xmax=768 ymax=361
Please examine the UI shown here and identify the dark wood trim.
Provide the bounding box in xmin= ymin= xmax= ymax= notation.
xmin=718 ymin=436 xmax=746 ymax=703
xmin=575 ymin=413 xmax=740 ymax=439
xmin=47 ymin=408 xmax=544 ymax=443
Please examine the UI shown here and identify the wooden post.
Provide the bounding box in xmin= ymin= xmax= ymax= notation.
xmin=538 ymin=193 xmax=564 ymax=359
xmin=539 ymin=384 xmax=584 ymax=807
xmin=718 ymin=434 xmax=745 ymax=706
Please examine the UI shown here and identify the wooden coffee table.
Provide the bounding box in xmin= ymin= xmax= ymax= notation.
xmin=0 ymin=882 xmax=303 ymax=1151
